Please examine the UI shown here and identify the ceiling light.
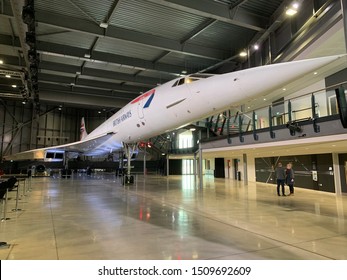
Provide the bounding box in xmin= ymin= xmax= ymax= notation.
xmin=239 ymin=50 xmax=247 ymax=57
xmin=99 ymin=22 xmax=109 ymax=28
xmin=190 ymin=128 xmax=196 ymax=131
xmin=286 ymin=3 xmax=299 ymax=16
xmin=286 ymin=8 xmax=297 ymax=16
xmin=253 ymin=44 xmax=259 ymax=50
xmin=283 ymin=88 xmax=286 ymax=91
xmin=84 ymin=54 xmax=91 ymax=58
xmin=314 ymin=72 xmax=318 ymax=75
xmin=181 ymin=70 xmax=187 ymax=74
xmin=5 ymin=74 xmax=11 ymax=78
xmin=0 ymin=60 xmax=3 ymax=64
xmin=12 ymin=85 xmax=17 ymax=88
xmin=292 ymin=2 xmax=299 ymax=9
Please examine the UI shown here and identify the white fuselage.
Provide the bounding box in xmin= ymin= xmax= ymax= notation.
xmin=80 ymin=55 xmax=343 ymax=156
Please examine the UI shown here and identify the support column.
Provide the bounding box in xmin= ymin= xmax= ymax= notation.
xmin=166 ymin=154 xmax=169 ymax=176
xmin=341 ymin=0 xmax=347 ymax=52
xmin=332 ymin=153 xmax=342 ymax=195
xmin=243 ymin=153 xmax=248 ymax=186
xmin=199 ymin=143 xmax=203 ymax=189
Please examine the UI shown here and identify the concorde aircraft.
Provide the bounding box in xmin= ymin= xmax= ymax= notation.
xmin=4 ymin=55 xmax=345 ymax=179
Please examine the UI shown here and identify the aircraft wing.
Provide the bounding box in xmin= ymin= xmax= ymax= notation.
xmin=4 ymin=132 xmax=115 ymax=161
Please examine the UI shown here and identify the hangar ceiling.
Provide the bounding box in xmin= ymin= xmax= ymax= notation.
xmin=0 ymin=0 xmax=345 ymax=112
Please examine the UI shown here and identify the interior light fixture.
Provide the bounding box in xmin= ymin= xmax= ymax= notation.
xmin=253 ymin=44 xmax=259 ymax=50
xmin=84 ymin=54 xmax=91 ymax=58
xmin=5 ymin=74 xmax=11 ymax=78
xmin=239 ymin=50 xmax=247 ymax=57
xmin=0 ymin=60 xmax=3 ymax=64
xmin=99 ymin=22 xmax=108 ymax=28
xmin=286 ymin=2 xmax=299 ymax=16
xmin=12 ymin=85 xmax=17 ymax=88
xmin=286 ymin=8 xmax=297 ymax=16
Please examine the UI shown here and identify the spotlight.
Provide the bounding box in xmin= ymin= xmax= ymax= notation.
xmin=286 ymin=122 xmax=302 ymax=135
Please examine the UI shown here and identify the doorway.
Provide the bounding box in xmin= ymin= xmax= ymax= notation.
xmin=182 ymin=159 xmax=194 ymax=175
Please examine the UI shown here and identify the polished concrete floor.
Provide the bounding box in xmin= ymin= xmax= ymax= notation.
xmin=0 ymin=173 xmax=346 ymax=260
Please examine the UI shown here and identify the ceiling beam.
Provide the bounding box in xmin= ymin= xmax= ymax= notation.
xmin=0 ymin=3 xmax=226 ymax=60
xmin=36 ymin=11 xmax=226 ymax=60
xmin=103 ymin=0 xmax=122 ymax=25
xmin=0 ymin=34 xmax=193 ymax=74
xmin=38 ymin=73 xmax=148 ymax=93
xmin=38 ymin=41 xmax=191 ymax=74
xmin=145 ymin=0 xmax=267 ymax=32
xmin=39 ymin=60 xmax=168 ymax=86
xmin=39 ymin=89 xmax=130 ymax=109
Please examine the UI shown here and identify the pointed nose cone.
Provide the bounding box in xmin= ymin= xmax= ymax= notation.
xmin=236 ymin=55 xmax=345 ymax=99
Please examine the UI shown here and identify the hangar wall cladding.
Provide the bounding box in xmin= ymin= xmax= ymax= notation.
xmin=0 ymin=101 xmax=107 ymax=158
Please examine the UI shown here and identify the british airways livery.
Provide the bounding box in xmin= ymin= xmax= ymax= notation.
xmin=4 ymin=55 xmax=344 ymax=175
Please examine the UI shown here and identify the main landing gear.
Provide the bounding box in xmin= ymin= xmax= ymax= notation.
xmin=122 ymin=143 xmax=137 ymax=185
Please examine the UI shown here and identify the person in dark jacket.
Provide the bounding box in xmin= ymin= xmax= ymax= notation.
xmin=286 ymin=163 xmax=295 ymax=196
xmin=275 ymin=162 xmax=286 ymax=196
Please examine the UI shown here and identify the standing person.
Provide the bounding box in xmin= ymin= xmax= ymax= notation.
xmin=286 ymin=163 xmax=295 ymax=196
xmin=275 ymin=162 xmax=286 ymax=196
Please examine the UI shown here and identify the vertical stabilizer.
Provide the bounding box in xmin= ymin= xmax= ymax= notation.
xmin=80 ymin=117 xmax=88 ymax=140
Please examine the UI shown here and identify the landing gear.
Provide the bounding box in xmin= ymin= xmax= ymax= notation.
xmin=122 ymin=143 xmax=137 ymax=185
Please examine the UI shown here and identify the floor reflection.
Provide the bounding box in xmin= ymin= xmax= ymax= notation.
xmin=0 ymin=174 xmax=346 ymax=260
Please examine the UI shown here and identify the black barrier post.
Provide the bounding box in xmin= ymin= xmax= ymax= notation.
xmin=1 ymin=188 xmax=10 ymax=221
xmin=12 ymin=182 xmax=22 ymax=212
xmin=269 ymin=106 xmax=275 ymax=139
xmin=335 ymin=86 xmax=347 ymax=128
xmin=238 ymin=114 xmax=244 ymax=142
xmin=311 ymin=94 xmax=320 ymax=133
xmin=227 ymin=117 xmax=232 ymax=144
xmin=252 ymin=111 xmax=258 ymax=140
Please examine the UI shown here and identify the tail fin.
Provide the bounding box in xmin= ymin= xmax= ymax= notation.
xmin=80 ymin=117 xmax=88 ymax=140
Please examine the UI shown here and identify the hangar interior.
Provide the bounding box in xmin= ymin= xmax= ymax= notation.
xmin=1 ymin=0 xmax=347 ymax=193
xmin=0 ymin=0 xmax=347 ymax=192
xmin=0 ymin=0 xmax=347 ymax=260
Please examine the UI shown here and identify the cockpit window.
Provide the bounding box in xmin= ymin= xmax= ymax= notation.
xmin=172 ymin=73 xmax=216 ymax=87
xmin=177 ymin=78 xmax=185 ymax=86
